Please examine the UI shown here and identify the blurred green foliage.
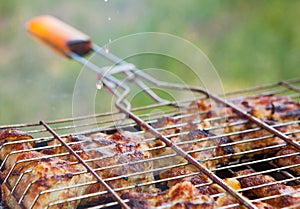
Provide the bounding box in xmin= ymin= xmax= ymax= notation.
xmin=0 ymin=0 xmax=299 ymax=124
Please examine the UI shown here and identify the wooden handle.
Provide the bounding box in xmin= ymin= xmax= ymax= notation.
xmin=27 ymin=15 xmax=92 ymax=57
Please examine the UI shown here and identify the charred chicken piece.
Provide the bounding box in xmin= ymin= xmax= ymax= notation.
xmin=159 ymin=168 xmax=223 ymax=196
xmin=235 ymin=169 xmax=300 ymax=208
xmin=216 ymin=178 xmax=274 ymax=209
xmin=151 ymin=117 xmax=225 ymax=165
xmin=275 ymin=147 xmax=300 ymax=176
xmin=152 ymin=95 xmax=300 ymax=170
xmin=238 ymin=95 xmax=300 ymax=122
xmin=151 ymin=115 xmax=242 ymax=189
xmin=234 ymin=95 xmax=300 ymax=157
xmin=0 ymin=129 xmax=33 ymax=148
xmin=216 ymin=194 xmax=274 ymax=209
xmin=123 ymin=176 xmax=273 ymax=209
xmin=1 ymin=153 xmax=91 ymax=209
xmin=0 ymin=129 xmax=92 ymax=209
xmin=42 ymin=131 xmax=158 ymax=205
xmin=122 ymin=181 xmax=216 ymax=209
xmin=192 ymin=95 xmax=300 ymax=161
xmin=217 ymin=177 xmax=274 ymax=209
xmin=152 ymin=116 xmax=233 ymax=187
xmin=0 ymin=129 xmax=34 ymax=168
xmin=189 ymin=99 xmax=233 ymax=121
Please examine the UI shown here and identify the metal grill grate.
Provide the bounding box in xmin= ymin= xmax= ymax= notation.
xmin=1 ymin=78 xmax=300 ymax=209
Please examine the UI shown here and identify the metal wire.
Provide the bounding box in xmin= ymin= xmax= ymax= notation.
xmin=1 ymin=43 xmax=300 ymax=209
xmin=40 ymin=120 xmax=130 ymax=209
xmin=1 ymin=80 xmax=299 ymax=208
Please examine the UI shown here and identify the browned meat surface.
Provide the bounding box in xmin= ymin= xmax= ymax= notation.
xmin=159 ymin=168 xmax=207 ymax=187
xmin=192 ymin=95 xmax=300 ymax=161
xmin=216 ymin=194 xmax=274 ymax=209
xmin=42 ymin=131 xmax=158 ymax=205
xmin=159 ymin=167 xmax=225 ymax=198
xmin=0 ymin=129 xmax=34 ymax=168
xmin=0 ymin=129 xmax=33 ymax=148
xmin=237 ymin=95 xmax=300 ymax=122
xmin=235 ymin=169 xmax=300 ymax=208
xmin=151 ymin=117 xmax=228 ymax=177
xmin=217 ymin=178 xmax=274 ymax=209
xmin=196 ymin=94 xmax=300 ymax=126
xmin=2 ymin=155 xmax=91 ymax=209
xmin=152 ymin=95 xmax=300 ymax=170
xmin=123 ymin=177 xmax=274 ymax=209
xmin=151 ymin=126 xmax=223 ymax=188
xmin=189 ymin=99 xmax=233 ymax=120
xmin=0 ymin=129 xmax=92 ymax=209
xmin=275 ymin=147 xmax=300 ymax=175
xmin=216 ymin=195 xmax=274 ymax=209
xmin=122 ymin=181 xmax=216 ymax=209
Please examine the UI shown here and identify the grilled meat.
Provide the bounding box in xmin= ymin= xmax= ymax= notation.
xmin=122 ymin=181 xmax=216 ymax=209
xmin=192 ymin=95 xmax=300 ymax=161
xmin=152 ymin=95 xmax=300 ymax=192
xmin=152 ymin=95 xmax=300 ymax=170
xmin=235 ymin=169 xmax=300 ymax=208
xmin=123 ymin=176 xmax=273 ymax=209
xmin=152 ymin=128 xmax=219 ymax=188
xmin=0 ymin=129 xmax=92 ymax=209
xmin=189 ymin=99 xmax=233 ymax=120
xmin=159 ymin=168 xmax=208 ymax=187
xmin=188 ymin=129 xmax=233 ymax=165
xmin=159 ymin=168 xmax=223 ymax=196
xmin=275 ymin=147 xmax=300 ymax=176
xmin=238 ymin=95 xmax=300 ymax=122
xmin=216 ymin=178 xmax=274 ymax=209
xmin=1 ymin=154 xmax=91 ymax=209
xmin=0 ymin=129 xmax=34 ymax=168
xmin=42 ymin=131 xmax=158 ymax=205
xmin=158 ymin=168 xmax=242 ymax=208
xmin=216 ymin=195 xmax=274 ymax=209
xmin=0 ymin=129 xmax=33 ymax=148
xmin=151 ymin=116 xmax=234 ymax=188
xmin=151 ymin=118 xmax=221 ymax=170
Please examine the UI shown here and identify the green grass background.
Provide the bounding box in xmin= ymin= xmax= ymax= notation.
xmin=0 ymin=0 xmax=299 ymax=124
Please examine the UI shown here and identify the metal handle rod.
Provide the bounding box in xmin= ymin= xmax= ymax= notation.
xmin=69 ymin=52 xmax=131 ymax=110
xmin=92 ymin=44 xmax=169 ymax=104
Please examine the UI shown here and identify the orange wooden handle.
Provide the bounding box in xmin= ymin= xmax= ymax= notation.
xmin=27 ymin=15 xmax=92 ymax=57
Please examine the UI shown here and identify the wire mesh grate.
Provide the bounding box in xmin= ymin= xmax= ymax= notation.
xmin=1 ymin=78 xmax=300 ymax=208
